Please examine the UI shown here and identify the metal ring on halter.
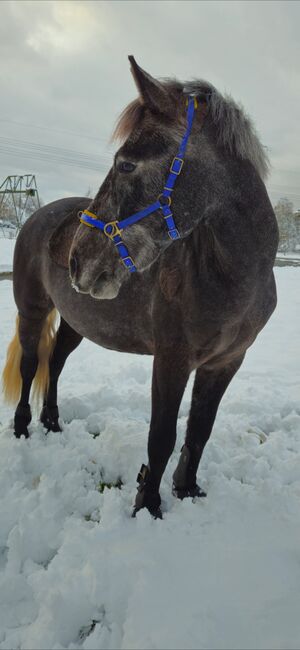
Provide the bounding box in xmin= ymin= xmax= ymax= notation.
xmin=158 ymin=194 xmax=172 ymax=207
xmin=104 ymin=221 xmax=123 ymax=239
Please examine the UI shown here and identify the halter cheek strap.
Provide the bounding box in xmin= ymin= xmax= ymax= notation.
xmin=79 ymin=95 xmax=199 ymax=273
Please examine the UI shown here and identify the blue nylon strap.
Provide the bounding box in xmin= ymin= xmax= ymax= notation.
xmin=80 ymin=214 xmax=106 ymax=230
xmin=113 ymin=237 xmax=128 ymax=257
xmin=178 ymin=98 xmax=197 ymax=157
xmin=79 ymin=95 xmax=197 ymax=270
xmin=118 ymin=200 xmax=161 ymax=230
xmin=113 ymin=235 xmax=137 ymax=272
xmin=160 ymin=204 xmax=180 ymax=240
xmin=162 ymin=97 xmax=196 ymax=200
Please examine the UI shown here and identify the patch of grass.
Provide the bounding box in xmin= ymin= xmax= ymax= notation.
xmin=96 ymin=477 xmax=123 ymax=493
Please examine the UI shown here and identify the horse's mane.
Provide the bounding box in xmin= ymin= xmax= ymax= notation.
xmin=113 ymin=79 xmax=269 ymax=181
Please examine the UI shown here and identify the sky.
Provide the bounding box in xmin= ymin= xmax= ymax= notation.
xmin=0 ymin=0 xmax=300 ymax=208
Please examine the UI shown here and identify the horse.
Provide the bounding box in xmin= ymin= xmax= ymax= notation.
xmin=2 ymin=56 xmax=279 ymax=518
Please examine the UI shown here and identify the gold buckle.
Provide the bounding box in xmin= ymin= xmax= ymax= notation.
xmin=104 ymin=220 xmax=123 ymax=239
xmin=185 ymin=96 xmax=198 ymax=109
xmin=79 ymin=217 xmax=95 ymax=228
xmin=79 ymin=209 xmax=97 ymax=228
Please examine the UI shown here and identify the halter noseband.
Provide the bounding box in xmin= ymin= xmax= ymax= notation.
xmin=79 ymin=95 xmax=199 ymax=273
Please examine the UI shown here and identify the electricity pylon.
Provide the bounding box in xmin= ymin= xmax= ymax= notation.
xmin=0 ymin=175 xmax=40 ymax=233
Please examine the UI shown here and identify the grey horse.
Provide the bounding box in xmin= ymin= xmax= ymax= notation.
xmin=3 ymin=57 xmax=278 ymax=517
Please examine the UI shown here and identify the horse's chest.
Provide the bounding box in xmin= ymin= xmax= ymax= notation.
xmin=48 ymin=267 xmax=154 ymax=355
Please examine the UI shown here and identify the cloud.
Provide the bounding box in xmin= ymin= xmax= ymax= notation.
xmin=26 ymin=4 xmax=93 ymax=53
xmin=0 ymin=0 xmax=299 ymax=207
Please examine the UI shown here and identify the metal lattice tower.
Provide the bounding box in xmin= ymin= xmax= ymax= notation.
xmin=0 ymin=175 xmax=40 ymax=233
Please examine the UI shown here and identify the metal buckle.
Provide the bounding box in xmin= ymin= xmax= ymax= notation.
xmin=121 ymin=256 xmax=135 ymax=269
xmin=79 ymin=216 xmax=95 ymax=228
xmin=79 ymin=210 xmax=97 ymax=228
xmin=185 ymin=96 xmax=198 ymax=109
xmin=168 ymin=228 xmax=180 ymax=240
xmin=104 ymin=220 xmax=123 ymax=239
xmin=170 ymin=157 xmax=184 ymax=175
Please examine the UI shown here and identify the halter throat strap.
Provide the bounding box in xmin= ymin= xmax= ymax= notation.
xmin=79 ymin=95 xmax=199 ymax=273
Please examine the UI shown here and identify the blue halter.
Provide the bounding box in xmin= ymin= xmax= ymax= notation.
xmin=79 ymin=95 xmax=198 ymax=273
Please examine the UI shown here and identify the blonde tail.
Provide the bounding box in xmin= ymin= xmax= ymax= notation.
xmin=2 ymin=315 xmax=23 ymax=404
xmin=32 ymin=310 xmax=58 ymax=405
xmin=2 ymin=310 xmax=58 ymax=406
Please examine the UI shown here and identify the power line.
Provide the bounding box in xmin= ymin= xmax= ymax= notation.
xmin=0 ymin=133 xmax=113 ymax=174
xmin=0 ymin=117 xmax=112 ymax=144
xmin=0 ymin=147 xmax=108 ymax=174
xmin=0 ymin=135 xmax=112 ymax=162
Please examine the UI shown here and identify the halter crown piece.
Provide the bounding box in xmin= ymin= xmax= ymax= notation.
xmin=79 ymin=95 xmax=198 ymax=272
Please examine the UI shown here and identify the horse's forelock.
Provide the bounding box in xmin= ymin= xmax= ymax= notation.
xmin=112 ymin=98 xmax=145 ymax=143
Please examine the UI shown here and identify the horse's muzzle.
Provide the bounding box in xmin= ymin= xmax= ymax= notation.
xmin=89 ymin=270 xmax=121 ymax=300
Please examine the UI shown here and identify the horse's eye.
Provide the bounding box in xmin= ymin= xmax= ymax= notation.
xmin=118 ymin=161 xmax=136 ymax=173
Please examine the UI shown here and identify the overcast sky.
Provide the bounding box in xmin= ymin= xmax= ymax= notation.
xmin=0 ymin=0 xmax=299 ymax=208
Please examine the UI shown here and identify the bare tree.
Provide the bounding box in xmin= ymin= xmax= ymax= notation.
xmin=274 ymin=198 xmax=298 ymax=252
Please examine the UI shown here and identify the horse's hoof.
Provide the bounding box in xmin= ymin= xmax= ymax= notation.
xmin=14 ymin=426 xmax=30 ymax=439
xmin=133 ymin=464 xmax=162 ymax=518
xmin=14 ymin=404 xmax=31 ymax=439
xmin=40 ymin=405 xmax=62 ymax=433
xmin=132 ymin=504 xmax=163 ymax=520
xmin=172 ymin=483 xmax=207 ymax=500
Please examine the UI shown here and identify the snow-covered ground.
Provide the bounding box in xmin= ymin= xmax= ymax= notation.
xmin=0 ymin=237 xmax=15 ymax=274
xmin=0 ymin=267 xmax=299 ymax=650
xmin=276 ymin=252 xmax=300 ymax=262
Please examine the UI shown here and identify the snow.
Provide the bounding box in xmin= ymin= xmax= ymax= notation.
xmin=277 ymin=251 xmax=300 ymax=260
xmin=0 ymin=269 xmax=300 ymax=650
xmin=0 ymin=237 xmax=15 ymax=274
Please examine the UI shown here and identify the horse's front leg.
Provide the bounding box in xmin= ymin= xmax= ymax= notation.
xmin=133 ymin=351 xmax=189 ymax=518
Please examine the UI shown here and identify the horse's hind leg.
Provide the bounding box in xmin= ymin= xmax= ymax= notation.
xmin=40 ymin=317 xmax=82 ymax=432
xmin=173 ymin=356 xmax=245 ymax=499
xmin=3 ymin=307 xmax=57 ymax=438
xmin=13 ymin=315 xmax=50 ymax=438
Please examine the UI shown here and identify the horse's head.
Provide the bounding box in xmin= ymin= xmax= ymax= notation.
xmin=50 ymin=56 xmax=268 ymax=300
xmin=51 ymin=57 xmax=207 ymax=299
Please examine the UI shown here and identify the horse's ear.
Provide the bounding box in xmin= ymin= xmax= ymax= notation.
xmin=48 ymin=211 xmax=80 ymax=268
xmin=128 ymin=55 xmax=173 ymax=115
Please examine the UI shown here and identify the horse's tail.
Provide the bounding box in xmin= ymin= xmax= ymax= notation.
xmin=2 ymin=315 xmax=23 ymax=404
xmin=32 ymin=310 xmax=58 ymax=405
xmin=2 ymin=309 xmax=58 ymax=405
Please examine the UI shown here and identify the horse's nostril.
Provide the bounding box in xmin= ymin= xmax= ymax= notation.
xmin=69 ymin=254 xmax=78 ymax=278
xmin=93 ymin=270 xmax=113 ymax=292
